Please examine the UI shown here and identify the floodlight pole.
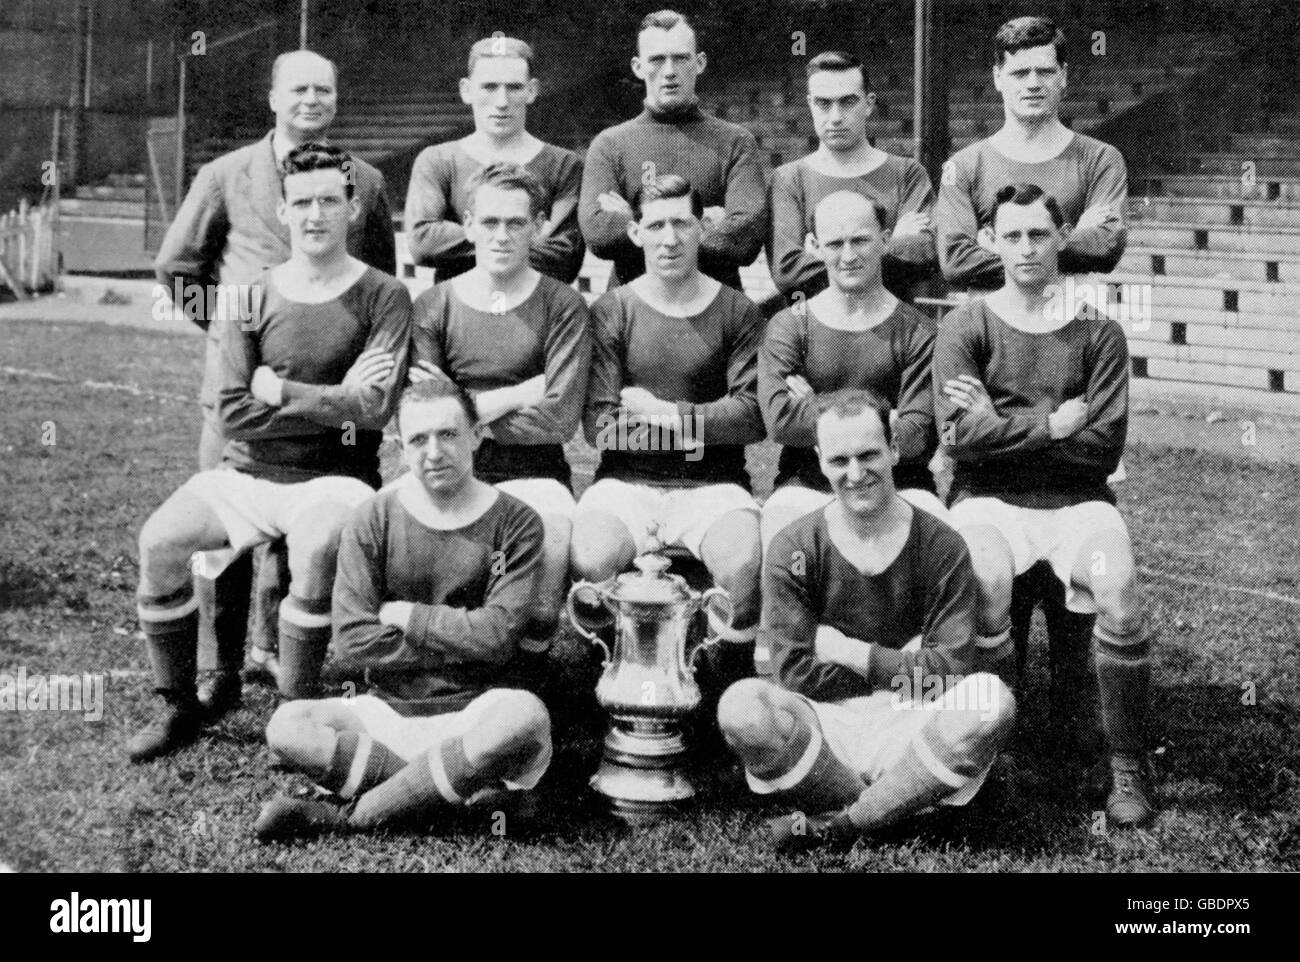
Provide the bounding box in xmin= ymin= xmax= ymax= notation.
xmin=300 ymin=0 xmax=309 ymax=49
xmin=913 ymin=0 xmax=950 ymax=186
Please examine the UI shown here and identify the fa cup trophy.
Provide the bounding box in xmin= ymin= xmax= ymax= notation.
xmin=567 ymin=552 xmax=733 ymax=822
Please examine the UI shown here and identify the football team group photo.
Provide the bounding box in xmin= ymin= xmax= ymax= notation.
xmin=1 ymin=0 xmax=1296 ymax=876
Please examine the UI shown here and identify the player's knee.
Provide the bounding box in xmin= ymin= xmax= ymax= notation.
xmin=265 ymin=701 xmax=311 ymax=756
xmin=570 ymin=513 xmax=633 ymax=581
xmin=286 ymin=522 xmax=346 ymax=594
xmin=938 ymin=674 xmax=1016 ymax=761
xmin=1093 ymin=577 xmax=1143 ymax=636
xmin=481 ymin=690 xmax=551 ymax=753
xmin=137 ymin=514 xmax=199 ymax=588
xmin=972 ymin=672 xmax=1017 ymax=745
xmin=717 ymin=679 xmax=783 ymax=752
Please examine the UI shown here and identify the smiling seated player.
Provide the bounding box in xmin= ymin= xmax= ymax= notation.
xmin=719 ymin=388 xmax=1015 ymax=851
xmin=573 ymin=173 xmax=765 ymax=690
xmin=411 ymin=162 xmax=591 ymax=647
xmin=759 ymin=190 xmax=943 ymax=552
xmin=128 ymin=144 xmax=411 ymax=761
xmin=255 ymin=378 xmax=549 ymax=840
xmin=405 ymin=36 xmax=584 ymax=283
xmin=934 ymin=183 xmax=1152 ymax=825
xmin=768 ymin=51 xmax=936 ymax=304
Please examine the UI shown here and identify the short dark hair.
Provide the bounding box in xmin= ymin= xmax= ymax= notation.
xmin=639 ymin=9 xmax=694 ymax=38
xmin=399 ymin=375 xmax=479 ymax=429
xmin=467 ymin=34 xmax=534 ymax=76
xmin=994 ymin=16 xmax=1067 ymax=68
xmin=280 ymin=142 xmax=355 ymax=199
xmin=987 ymin=182 xmax=1065 ymax=230
xmin=465 ymin=162 xmax=547 ymax=219
xmin=815 ymin=387 xmax=893 ymax=448
xmin=806 ymin=50 xmax=870 ymax=92
xmin=634 ymin=173 xmax=704 ymax=220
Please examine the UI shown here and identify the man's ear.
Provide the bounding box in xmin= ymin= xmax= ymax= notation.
xmin=888 ymin=412 xmax=901 ymax=464
xmin=627 ymin=218 xmax=643 ymax=248
xmin=976 ymin=224 xmax=998 ymax=253
xmin=458 ymin=76 xmax=472 ymax=105
xmin=630 ymin=55 xmax=644 ymax=80
xmin=695 ymin=52 xmax=707 ymax=76
xmin=347 ymin=195 xmax=361 ymax=224
xmin=804 ymin=231 xmax=823 ymax=261
xmin=524 ymin=76 xmax=539 ymax=105
xmin=276 ymin=198 xmax=289 ymax=227
xmin=863 ymin=91 xmax=877 ymax=117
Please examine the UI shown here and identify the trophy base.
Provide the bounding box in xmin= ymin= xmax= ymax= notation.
xmin=590 ymin=717 xmax=696 ymax=823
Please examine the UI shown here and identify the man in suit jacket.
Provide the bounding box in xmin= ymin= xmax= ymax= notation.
xmin=154 ymin=49 xmax=396 ymax=717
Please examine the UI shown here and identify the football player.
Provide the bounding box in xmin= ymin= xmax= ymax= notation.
xmin=573 ymin=173 xmax=765 ymax=695
xmin=410 ymin=162 xmax=591 ymax=647
xmin=720 ymin=388 xmax=1015 ymax=850
xmin=768 ymin=51 xmax=936 ymax=303
xmin=129 ymin=144 xmax=410 ymax=761
xmin=578 ymin=9 xmax=766 ymax=290
xmin=934 ymin=15 xmax=1130 ymax=720
xmin=154 ymin=50 xmax=396 ymax=717
xmin=254 ymin=378 xmax=549 ymax=839
xmin=405 ymin=36 xmax=585 ymax=283
xmin=934 ymin=182 xmax=1152 ymax=825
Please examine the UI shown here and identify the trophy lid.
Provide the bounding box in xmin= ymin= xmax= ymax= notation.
xmin=609 ymin=552 xmax=692 ymax=605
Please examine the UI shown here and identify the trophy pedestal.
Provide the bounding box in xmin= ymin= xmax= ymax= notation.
xmin=590 ymin=716 xmax=696 ymax=823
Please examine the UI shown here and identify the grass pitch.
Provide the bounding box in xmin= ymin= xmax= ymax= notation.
xmin=1 ymin=317 xmax=1297 ymax=872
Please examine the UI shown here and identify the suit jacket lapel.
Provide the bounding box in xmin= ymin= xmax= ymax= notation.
xmin=244 ymin=131 xmax=291 ymax=251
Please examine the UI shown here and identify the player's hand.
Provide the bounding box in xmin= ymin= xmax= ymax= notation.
xmin=343 ymin=348 xmax=396 ymax=389
xmin=785 ymin=374 xmax=814 ymax=400
xmin=597 ymin=192 xmax=634 ymax=218
xmin=701 ymin=206 xmax=727 ymax=230
xmin=621 ymin=385 xmax=674 ymax=419
xmin=892 ymin=211 xmax=933 ymax=237
xmin=942 ymin=374 xmax=994 ymax=418
xmin=513 ymin=374 xmax=547 ymax=410
xmin=814 ymin=626 xmax=873 ymax=675
xmin=1049 ymin=397 xmax=1089 ymax=438
xmin=1074 ymin=203 xmax=1119 ymax=232
xmin=378 ymin=601 xmax=414 ymax=631
xmin=408 ymin=359 xmax=450 ymax=385
xmin=251 ymin=366 xmax=284 ymax=407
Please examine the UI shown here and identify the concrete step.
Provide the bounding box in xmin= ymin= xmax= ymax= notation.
xmin=1133 ymin=173 xmax=1300 ymax=203
xmin=1121 ymin=246 xmax=1300 ymax=284
xmin=1130 ymin=195 xmax=1300 ymax=229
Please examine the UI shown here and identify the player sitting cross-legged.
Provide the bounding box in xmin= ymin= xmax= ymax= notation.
xmin=129 ymin=143 xmax=411 ymax=761
xmin=255 ymin=378 xmax=550 ymax=840
xmin=719 ymin=388 xmax=1015 ymax=851
xmin=933 ymin=182 xmax=1153 ymax=826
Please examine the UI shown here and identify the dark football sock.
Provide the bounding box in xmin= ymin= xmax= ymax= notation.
xmin=1094 ymin=620 xmax=1151 ymax=759
xmin=348 ymin=749 xmax=448 ymax=829
xmin=138 ymin=586 xmax=201 ymax=697
xmin=318 ymin=730 xmax=407 ymax=800
xmin=277 ymin=595 xmax=331 ymax=699
xmin=846 ymin=714 xmax=988 ymax=832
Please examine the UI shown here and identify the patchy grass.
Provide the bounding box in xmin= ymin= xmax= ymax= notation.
xmin=1 ymin=317 xmax=1298 ymax=872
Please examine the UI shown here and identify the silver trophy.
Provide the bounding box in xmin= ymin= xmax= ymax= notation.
xmin=566 ymin=551 xmax=733 ymax=822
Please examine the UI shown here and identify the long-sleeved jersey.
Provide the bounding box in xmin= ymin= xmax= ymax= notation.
xmin=935 ymin=132 xmax=1127 ymax=291
xmin=331 ymin=476 xmax=544 ymax=716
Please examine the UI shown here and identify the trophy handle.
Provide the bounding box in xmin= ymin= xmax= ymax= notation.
xmin=688 ymin=587 xmax=735 ymax=672
xmin=566 ymin=581 xmax=611 ymax=666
